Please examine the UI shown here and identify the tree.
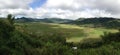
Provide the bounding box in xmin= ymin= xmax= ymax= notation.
xmin=7 ymin=14 xmax=15 ymax=25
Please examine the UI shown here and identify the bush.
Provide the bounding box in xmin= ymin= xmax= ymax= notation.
xmin=79 ymin=38 xmax=103 ymax=48
xmin=101 ymin=31 xmax=120 ymax=44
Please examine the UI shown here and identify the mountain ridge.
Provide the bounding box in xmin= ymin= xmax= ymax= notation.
xmin=65 ymin=17 xmax=120 ymax=28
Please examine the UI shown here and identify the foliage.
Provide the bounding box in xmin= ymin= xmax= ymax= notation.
xmin=101 ymin=31 xmax=120 ymax=44
xmin=15 ymin=17 xmax=72 ymax=23
xmin=7 ymin=14 xmax=15 ymax=25
xmin=79 ymin=38 xmax=103 ymax=48
xmin=66 ymin=17 xmax=120 ymax=28
xmin=0 ymin=15 xmax=120 ymax=55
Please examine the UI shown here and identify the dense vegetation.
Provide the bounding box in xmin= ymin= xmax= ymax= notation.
xmin=16 ymin=17 xmax=72 ymax=23
xmin=0 ymin=14 xmax=120 ymax=55
xmin=65 ymin=17 xmax=120 ymax=29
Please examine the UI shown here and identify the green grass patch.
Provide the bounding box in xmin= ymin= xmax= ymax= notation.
xmin=15 ymin=22 xmax=118 ymax=43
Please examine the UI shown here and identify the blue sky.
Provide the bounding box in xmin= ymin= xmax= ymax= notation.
xmin=30 ymin=0 xmax=47 ymax=8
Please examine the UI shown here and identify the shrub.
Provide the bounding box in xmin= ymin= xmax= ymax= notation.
xmin=101 ymin=31 xmax=120 ymax=44
xmin=79 ymin=38 xmax=103 ymax=48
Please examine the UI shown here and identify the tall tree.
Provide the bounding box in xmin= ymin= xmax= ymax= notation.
xmin=7 ymin=14 xmax=15 ymax=25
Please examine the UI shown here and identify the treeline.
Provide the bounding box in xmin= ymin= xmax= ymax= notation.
xmin=0 ymin=14 xmax=120 ymax=55
xmin=65 ymin=17 xmax=120 ymax=29
xmin=15 ymin=17 xmax=72 ymax=23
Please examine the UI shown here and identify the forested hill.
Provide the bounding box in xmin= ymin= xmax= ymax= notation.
xmin=1 ymin=17 xmax=120 ymax=28
xmin=65 ymin=17 xmax=120 ymax=28
xmin=15 ymin=17 xmax=72 ymax=23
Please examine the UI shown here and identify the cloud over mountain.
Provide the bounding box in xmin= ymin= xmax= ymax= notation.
xmin=0 ymin=0 xmax=120 ymax=19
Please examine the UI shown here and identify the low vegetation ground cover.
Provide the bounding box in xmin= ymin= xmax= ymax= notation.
xmin=16 ymin=22 xmax=118 ymax=42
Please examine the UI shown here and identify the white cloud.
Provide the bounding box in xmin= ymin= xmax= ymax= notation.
xmin=0 ymin=0 xmax=33 ymax=9
xmin=0 ymin=0 xmax=120 ymax=19
xmin=0 ymin=0 xmax=33 ymax=17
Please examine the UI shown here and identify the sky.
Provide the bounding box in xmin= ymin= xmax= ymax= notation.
xmin=0 ymin=0 xmax=120 ymax=19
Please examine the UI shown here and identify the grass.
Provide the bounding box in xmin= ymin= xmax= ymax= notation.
xmin=15 ymin=22 xmax=118 ymax=43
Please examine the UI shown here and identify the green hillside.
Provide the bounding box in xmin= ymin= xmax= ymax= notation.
xmin=65 ymin=17 xmax=120 ymax=28
xmin=0 ymin=14 xmax=120 ymax=55
xmin=15 ymin=17 xmax=72 ymax=23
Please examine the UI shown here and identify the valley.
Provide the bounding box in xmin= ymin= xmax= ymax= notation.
xmin=16 ymin=22 xmax=118 ymax=42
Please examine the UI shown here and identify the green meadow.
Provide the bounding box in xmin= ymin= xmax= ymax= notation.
xmin=16 ymin=22 xmax=118 ymax=43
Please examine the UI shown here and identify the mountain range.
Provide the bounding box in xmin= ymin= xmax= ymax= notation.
xmin=15 ymin=17 xmax=73 ymax=23
xmin=65 ymin=17 xmax=120 ymax=28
